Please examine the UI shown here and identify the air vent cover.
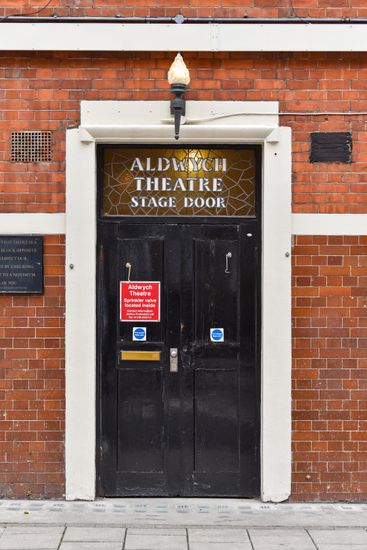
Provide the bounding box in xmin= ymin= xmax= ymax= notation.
xmin=11 ymin=131 xmax=52 ymax=163
xmin=310 ymin=132 xmax=352 ymax=164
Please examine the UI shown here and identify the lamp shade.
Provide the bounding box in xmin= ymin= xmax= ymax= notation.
xmin=168 ymin=53 xmax=190 ymax=86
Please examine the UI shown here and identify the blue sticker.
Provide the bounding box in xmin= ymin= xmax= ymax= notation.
xmin=210 ymin=328 xmax=224 ymax=342
xmin=133 ymin=327 xmax=147 ymax=341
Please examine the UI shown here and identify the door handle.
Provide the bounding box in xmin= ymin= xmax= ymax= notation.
xmin=225 ymin=252 xmax=232 ymax=274
xmin=170 ymin=348 xmax=178 ymax=373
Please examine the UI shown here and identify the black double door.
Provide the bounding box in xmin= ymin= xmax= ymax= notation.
xmin=97 ymin=221 xmax=260 ymax=497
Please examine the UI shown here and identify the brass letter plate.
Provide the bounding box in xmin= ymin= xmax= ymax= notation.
xmin=121 ymin=350 xmax=161 ymax=361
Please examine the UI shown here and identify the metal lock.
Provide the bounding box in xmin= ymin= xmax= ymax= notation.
xmin=170 ymin=348 xmax=178 ymax=372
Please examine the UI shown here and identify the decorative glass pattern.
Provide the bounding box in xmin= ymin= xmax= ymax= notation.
xmin=102 ymin=147 xmax=256 ymax=217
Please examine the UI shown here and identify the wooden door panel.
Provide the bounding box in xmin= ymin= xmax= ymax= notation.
xmin=185 ymin=224 xmax=259 ymax=496
xmin=194 ymin=237 xmax=239 ymax=347
xmin=98 ymin=224 xmax=170 ymax=496
xmin=117 ymin=236 xmax=165 ymax=343
xmin=117 ymin=369 xmax=165 ymax=473
xmin=194 ymin=369 xmax=239 ymax=473
xmin=97 ymin=221 xmax=260 ymax=497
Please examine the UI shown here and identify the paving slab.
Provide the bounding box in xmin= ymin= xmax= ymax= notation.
xmin=315 ymin=546 xmax=367 ymax=550
xmin=0 ymin=528 xmax=63 ymax=550
xmin=125 ymin=533 xmax=187 ymax=550
xmin=60 ymin=544 xmax=123 ymax=550
xmin=188 ymin=528 xmax=249 ymax=542
xmin=248 ymin=528 xmax=316 ymax=550
xmin=127 ymin=528 xmax=186 ymax=535
xmin=63 ymin=526 xmax=126 ymax=541
xmin=309 ymin=528 xmax=367 ymax=545
xmin=1 ymin=520 xmax=367 ymax=550
xmin=190 ymin=544 xmax=252 ymax=550
xmin=0 ymin=527 xmax=64 ymax=534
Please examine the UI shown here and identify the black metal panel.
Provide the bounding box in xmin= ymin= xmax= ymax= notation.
xmin=310 ymin=132 xmax=352 ymax=163
xmin=0 ymin=236 xmax=43 ymax=294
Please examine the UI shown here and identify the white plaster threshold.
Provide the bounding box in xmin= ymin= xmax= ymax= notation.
xmin=0 ymin=213 xmax=366 ymax=237
xmin=1 ymin=22 xmax=367 ymax=52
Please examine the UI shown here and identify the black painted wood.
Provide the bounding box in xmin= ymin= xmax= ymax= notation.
xmin=310 ymin=132 xmax=352 ymax=163
xmin=97 ymin=221 xmax=260 ymax=497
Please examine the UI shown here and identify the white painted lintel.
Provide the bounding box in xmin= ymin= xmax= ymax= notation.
xmin=80 ymin=125 xmax=280 ymax=143
xmin=0 ymin=213 xmax=65 ymax=234
xmin=292 ymin=213 xmax=367 ymax=235
xmin=0 ymin=23 xmax=367 ymax=52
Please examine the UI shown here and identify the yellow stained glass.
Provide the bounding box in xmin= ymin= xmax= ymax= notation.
xmin=102 ymin=147 xmax=256 ymax=217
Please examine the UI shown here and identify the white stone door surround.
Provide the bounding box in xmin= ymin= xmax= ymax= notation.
xmin=65 ymin=100 xmax=292 ymax=502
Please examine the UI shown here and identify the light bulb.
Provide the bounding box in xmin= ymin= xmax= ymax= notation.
xmin=168 ymin=53 xmax=190 ymax=86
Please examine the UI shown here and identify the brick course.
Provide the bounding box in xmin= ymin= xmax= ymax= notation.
xmin=0 ymin=235 xmax=64 ymax=498
xmin=292 ymin=235 xmax=367 ymax=501
xmin=0 ymin=1 xmax=366 ymax=19
xmin=1 ymin=52 xmax=367 ymax=213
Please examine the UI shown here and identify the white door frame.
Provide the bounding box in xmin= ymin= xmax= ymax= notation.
xmin=65 ymin=100 xmax=292 ymax=502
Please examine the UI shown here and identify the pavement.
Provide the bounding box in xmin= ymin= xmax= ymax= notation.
xmin=0 ymin=499 xmax=367 ymax=549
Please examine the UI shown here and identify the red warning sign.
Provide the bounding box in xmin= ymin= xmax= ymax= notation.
xmin=120 ymin=281 xmax=160 ymax=322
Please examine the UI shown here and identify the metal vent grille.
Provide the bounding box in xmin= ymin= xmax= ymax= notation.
xmin=11 ymin=131 xmax=52 ymax=163
xmin=310 ymin=132 xmax=352 ymax=164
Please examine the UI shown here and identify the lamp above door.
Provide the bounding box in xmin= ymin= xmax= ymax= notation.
xmin=168 ymin=53 xmax=190 ymax=140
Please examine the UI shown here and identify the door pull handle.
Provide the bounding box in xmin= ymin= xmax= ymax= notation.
xmin=225 ymin=252 xmax=232 ymax=274
xmin=170 ymin=348 xmax=178 ymax=373
xmin=125 ymin=262 xmax=132 ymax=281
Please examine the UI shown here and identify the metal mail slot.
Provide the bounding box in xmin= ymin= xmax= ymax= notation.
xmin=121 ymin=350 xmax=161 ymax=361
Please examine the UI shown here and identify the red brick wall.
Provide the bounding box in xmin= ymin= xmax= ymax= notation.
xmin=292 ymin=235 xmax=367 ymax=501
xmin=1 ymin=52 xmax=367 ymax=214
xmin=0 ymin=1 xmax=366 ymax=19
xmin=0 ymin=235 xmax=64 ymax=498
xmin=1 ymin=46 xmax=367 ymax=499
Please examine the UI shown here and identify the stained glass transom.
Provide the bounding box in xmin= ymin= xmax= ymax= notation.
xmin=102 ymin=147 xmax=256 ymax=217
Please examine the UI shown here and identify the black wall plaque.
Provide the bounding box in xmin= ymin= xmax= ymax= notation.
xmin=310 ymin=132 xmax=352 ymax=164
xmin=0 ymin=236 xmax=43 ymax=294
